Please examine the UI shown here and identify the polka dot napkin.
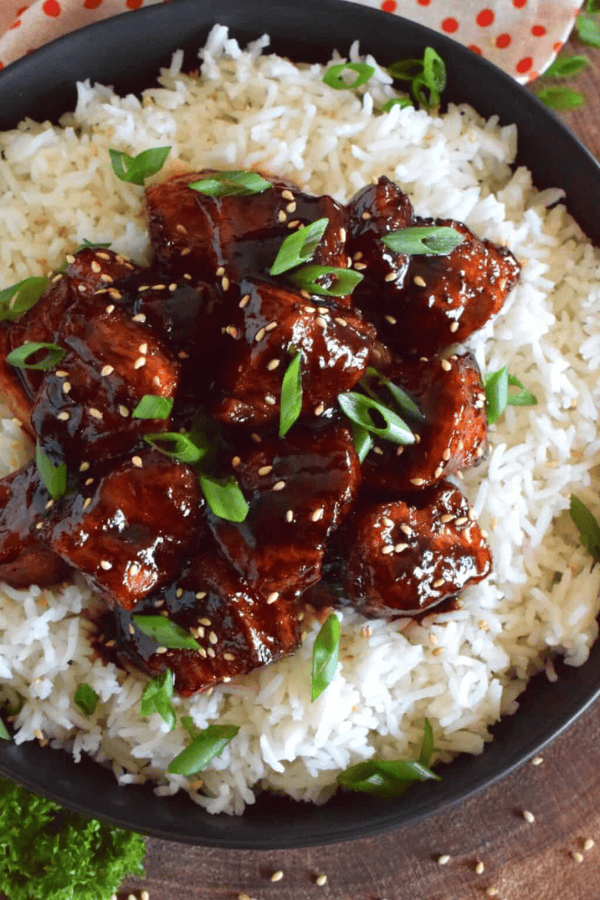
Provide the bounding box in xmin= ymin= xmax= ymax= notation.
xmin=0 ymin=0 xmax=584 ymax=81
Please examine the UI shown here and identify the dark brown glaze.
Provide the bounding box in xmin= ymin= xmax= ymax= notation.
xmin=362 ymin=352 xmax=488 ymax=494
xmin=208 ymin=425 xmax=361 ymax=601
xmin=342 ymin=480 xmax=492 ymax=617
xmin=0 ymin=461 xmax=71 ymax=587
xmin=145 ymin=170 xmax=349 ymax=287
xmin=40 ymin=449 xmax=201 ymax=610
xmin=212 ymin=277 xmax=375 ymax=429
xmin=0 ymin=325 xmax=33 ymax=436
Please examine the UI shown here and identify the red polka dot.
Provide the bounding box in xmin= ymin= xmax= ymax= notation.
xmin=469 ymin=44 xmax=483 ymax=55
xmin=417 ymin=0 xmax=431 ymax=5
xmin=126 ymin=0 xmax=143 ymax=8
xmin=516 ymin=56 xmax=533 ymax=73
xmin=553 ymin=41 xmax=563 ymax=52
xmin=442 ymin=17 xmax=458 ymax=33
xmin=531 ymin=24 xmax=546 ymax=37
xmin=495 ymin=33 xmax=511 ymax=48
xmin=513 ymin=0 xmax=527 ymax=7
xmin=476 ymin=9 xmax=494 ymax=27
xmin=84 ymin=0 xmax=103 ymax=7
xmin=42 ymin=0 xmax=61 ymax=15
xmin=0 ymin=62 xmax=4 ymax=71
xmin=381 ymin=0 xmax=397 ymax=11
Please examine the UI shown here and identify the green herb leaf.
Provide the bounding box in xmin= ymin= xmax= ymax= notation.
xmin=484 ymin=367 xmax=537 ymax=424
xmin=144 ymin=431 xmax=208 ymax=465
xmin=338 ymin=392 xmax=415 ymax=445
xmin=140 ymin=669 xmax=176 ymax=731
xmin=534 ymin=86 xmax=586 ymax=110
xmin=505 ymin=374 xmax=538 ymax=408
xmin=311 ymin=614 xmax=340 ymax=702
xmin=132 ymin=615 xmax=201 ymax=650
xmin=542 ymin=55 xmax=591 ymax=79
xmin=270 ymin=218 xmax=329 ymax=276
xmin=0 ymin=276 xmax=48 ymax=323
xmin=6 ymin=341 xmax=66 ymax=371
xmin=381 ymin=226 xmax=464 ymax=256
xmin=132 ymin=395 xmax=174 ymax=420
xmin=167 ymin=723 xmax=240 ymax=775
xmin=74 ymin=684 xmax=99 ymax=717
xmin=381 ymin=97 xmax=412 ymax=113
xmin=289 ymin=264 xmax=363 ymax=297
xmin=0 ymin=718 xmax=10 ymax=741
xmin=569 ymin=495 xmax=600 ymax=565
xmin=181 ymin=715 xmax=199 ymax=740
xmin=576 ymin=13 xmax=600 ymax=47
xmin=362 ymin=367 xmax=425 ymax=422
xmin=109 ymin=146 xmax=171 ymax=186
xmin=351 ymin=422 xmax=374 ymax=463
xmin=279 ymin=351 xmax=303 ymax=437
xmin=322 ymin=62 xmax=375 ymax=91
xmin=36 ymin=442 xmax=67 ymax=501
xmin=199 ymin=473 xmax=249 ymax=523
xmin=188 ymin=170 xmax=272 ymax=197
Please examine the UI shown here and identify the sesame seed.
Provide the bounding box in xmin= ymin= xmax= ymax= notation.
xmin=91 ymin=261 xmax=102 ymax=273
xmin=199 ymin=617 xmax=211 ymax=626
xmin=410 ymin=477 xmax=425 ymax=486
xmin=335 ymin=317 xmax=348 ymax=326
xmin=384 ymin=315 xmax=397 ymax=325
xmin=434 ymin=465 xmax=443 ymax=478
xmin=89 ymin=408 xmax=103 ymax=420
xmin=223 ymin=652 xmax=235 ymax=662
xmin=315 ymin=874 xmax=328 ymax=886
xmin=57 ymin=411 xmax=70 ymax=421
xmin=271 ymin=871 xmax=284 ymax=882
xmin=221 ymin=276 xmax=230 ymax=291
xmin=572 ymin=851 xmax=584 ymax=863
xmin=486 ymin=887 xmax=499 ymax=897
xmin=437 ymin=854 xmax=451 ymax=865
xmin=130 ymin=563 xmax=140 ymax=576
xmin=178 ymin=350 xmax=190 ymax=359
xmin=531 ymin=756 xmax=543 ymax=766
xmin=138 ymin=342 xmax=148 ymax=355
xmin=381 ymin=545 xmax=394 ymax=555
xmin=100 ymin=274 xmax=114 ymax=284
xmin=286 ymin=510 xmax=294 ymax=522
xmin=449 ymin=321 xmax=459 ymax=333
xmin=128 ymin=623 xmax=135 ymax=635
xmin=79 ymin=462 xmax=90 ymax=472
xmin=209 ymin=631 xmax=218 ymax=644
xmin=105 ymin=640 xmax=115 ymax=648
xmin=109 ymin=289 xmax=122 ymax=300
xmin=396 ymin=446 xmax=404 ymax=456
xmin=105 ymin=304 xmax=115 ymax=314
xmin=258 ymin=466 xmax=273 ymax=476
xmin=413 ymin=275 xmax=426 ymax=287
xmin=314 ymin=403 xmax=325 ymax=416
xmin=382 ymin=517 xmax=394 ymax=527
xmin=239 ymin=295 xmax=252 ymax=311
xmin=119 ymin=405 xmax=129 ymax=417
xmin=141 ymin=892 xmax=150 ymax=900
xmin=523 ymin=810 xmax=535 ymax=823
xmin=45 ymin=499 xmax=54 ymax=510
xmin=400 ymin=524 xmax=412 ymax=536
xmin=169 ymin=283 xmax=178 ymax=292
xmin=287 ymin=220 xmax=300 ymax=229
xmin=281 ymin=189 xmax=294 ymax=201
xmin=286 ymin=201 xmax=297 ymax=213
xmin=255 ymin=327 xmax=266 ymax=342
xmin=196 ymin=592 xmax=207 ymax=600
xmin=433 ymin=578 xmax=445 ymax=588
xmin=441 ymin=359 xmax=452 ymax=371
xmin=455 ymin=516 xmax=468 ymax=525
xmin=101 ymin=364 xmax=114 ymax=377
xmin=339 ymin=227 xmax=347 ymax=242
xmin=132 ymin=456 xmax=143 ymax=468
xmin=584 ymin=838 xmax=595 ymax=850
xmin=198 ymin=647 xmax=207 ymax=658
xmin=267 ymin=592 xmax=280 ymax=604
xmin=384 ymin=272 xmax=397 ymax=282
xmin=251 ymin=433 xmax=262 ymax=443
xmin=66 ymin=254 xmax=75 ymax=264
xmin=394 ymin=543 xmax=408 ymax=553
xmin=216 ymin=266 xmax=225 ymax=277
xmin=442 ymin=448 xmax=451 ymax=461
xmin=55 ymin=370 xmax=68 ymax=377
xmin=152 ymin=284 xmax=166 ymax=291
xmin=353 ymin=261 xmax=367 ymax=270
xmin=134 ymin=356 xmax=146 ymax=369
xmin=440 ymin=514 xmax=454 ymax=524
xmin=267 ymin=359 xmax=280 ymax=371
xmin=361 ymin=211 xmax=372 ymax=220
xmin=207 ymin=647 xmax=216 ymax=658
xmin=35 ymin=521 xmax=43 ymax=530
xmin=316 ymin=316 xmax=328 ymax=328
xmin=85 ymin=477 xmax=94 ymax=486
xmin=311 ymin=507 xmax=324 ymax=522
xmin=100 ymin=560 xmax=112 ymax=570
xmin=353 ymin=251 xmax=363 ymax=261
xmin=265 ymin=394 xmax=276 ymax=406
xmin=273 ymin=481 xmax=286 ymax=491
xmin=475 ymin=862 xmax=485 ymax=875
xmin=278 ymin=209 xmax=287 ymax=223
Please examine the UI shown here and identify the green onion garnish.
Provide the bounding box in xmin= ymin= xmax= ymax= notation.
xmin=6 ymin=341 xmax=65 ymax=371
xmin=144 ymin=431 xmax=208 ymax=465
xmin=289 ymin=265 xmax=363 ymax=297
xmin=381 ymin=97 xmax=412 ymax=113
xmin=484 ymin=367 xmax=538 ymax=425
xmin=338 ymin=392 xmax=415 ymax=445
xmin=279 ymin=351 xmax=303 ymax=438
xmin=542 ymin=55 xmax=591 ymax=79
xmin=337 ymin=718 xmax=440 ymax=798
xmin=351 ymin=422 xmax=374 ymax=463
xmin=132 ymin=395 xmax=174 ymax=420
xmin=109 ymin=146 xmax=171 ymax=186
xmin=132 ymin=615 xmax=201 ymax=651
xmin=36 ymin=442 xmax=67 ymax=501
xmin=381 ymin=226 xmax=464 ymax=256
xmin=270 ymin=218 xmax=329 ymax=276
xmin=322 ymin=62 xmax=375 ymax=91
xmin=188 ymin=170 xmax=272 ymax=197
xmin=140 ymin=669 xmax=176 ymax=731
xmin=0 ymin=717 xmax=9 ymax=740
xmin=386 ymin=47 xmax=446 ymax=111
xmin=576 ymin=13 xmax=600 ymax=47
xmin=167 ymin=723 xmax=240 ymax=776
xmin=311 ymin=614 xmax=340 ymax=702
xmin=74 ymin=684 xmax=99 ymax=717
xmin=199 ymin=474 xmax=249 ymax=524
xmin=533 ymin=87 xmax=586 ymax=110
xmin=569 ymin=495 xmax=600 ymax=565
xmin=0 ymin=276 xmax=48 ymax=323
xmin=362 ymin=367 xmax=424 ymax=422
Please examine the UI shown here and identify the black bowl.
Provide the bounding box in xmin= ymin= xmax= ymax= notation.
xmin=0 ymin=0 xmax=598 ymax=850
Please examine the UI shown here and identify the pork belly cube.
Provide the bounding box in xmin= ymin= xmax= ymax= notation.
xmin=342 ymin=481 xmax=492 ymax=617
xmin=99 ymin=544 xmax=301 ymax=696
xmin=212 ymin=277 xmax=375 ymax=428
xmin=209 ymin=425 xmax=361 ymax=601
xmin=30 ymin=293 xmax=179 ymax=467
xmin=0 ymin=462 xmax=70 ymax=587
xmin=145 ymin=170 xmax=348 ymax=283
xmin=61 ymin=246 xmax=141 ymax=295
xmin=362 ymin=352 xmax=488 ymax=494
xmin=40 ymin=449 xmax=201 ymax=609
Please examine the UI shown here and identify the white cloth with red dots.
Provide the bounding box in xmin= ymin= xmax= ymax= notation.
xmin=0 ymin=0 xmax=585 ymax=80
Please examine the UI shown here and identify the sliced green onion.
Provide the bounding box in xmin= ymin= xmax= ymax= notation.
xmin=140 ymin=669 xmax=176 ymax=731
xmin=484 ymin=367 xmax=537 ymax=425
xmin=576 ymin=13 xmax=600 ymax=47
xmin=322 ymin=62 xmax=375 ymax=91
xmin=132 ymin=395 xmax=174 ymax=420
xmin=279 ymin=351 xmax=303 ymax=438
xmin=338 ymin=392 xmax=415 ymax=445
xmin=109 ymin=146 xmax=171 ymax=186
xmin=181 ymin=715 xmax=199 ymax=740
xmin=533 ymin=87 xmax=586 ymax=110
xmin=74 ymin=683 xmax=99 ymax=717
xmin=200 ymin=474 xmax=249 ymax=523
xmin=167 ymin=723 xmax=240 ymax=775
xmin=36 ymin=442 xmax=67 ymax=500
xmin=132 ymin=615 xmax=201 ymax=650
xmin=351 ymin=422 xmax=374 ymax=463
xmin=289 ymin=264 xmax=363 ymax=297
xmin=381 ymin=97 xmax=412 ymax=113
xmin=269 ymin=218 xmax=329 ymax=276
xmin=6 ymin=341 xmax=66 ymax=371
xmin=381 ymin=226 xmax=464 ymax=256
xmin=0 ymin=717 xmax=10 ymax=740
xmin=385 ymin=57 xmax=422 ymax=82
xmin=188 ymin=170 xmax=272 ymax=198
xmin=311 ymin=614 xmax=340 ymax=702
xmin=419 ymin=717 xmax=435 ymax=767
xmin=423 ymin=47 xmax=446 ymax=93
xmin=569 ymin=495 xmax=600 ymax=565
xmin=362 ymin=367 xmax=425 ymax=422
xmin=542 ymin=55 xmax=591 ymax=79
xmin=386 ymin=48 xmax=446 ymax=110
xmin=0 ymin=276 xmax=48 ymax=323
xmin=144 ymin=431 xmax=208 ymax=465
xmin=411 ymin=75 xmax=439 ymax=111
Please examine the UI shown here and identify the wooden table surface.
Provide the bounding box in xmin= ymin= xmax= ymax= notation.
xmin=120 ymin=31 xmax=600 ymax=900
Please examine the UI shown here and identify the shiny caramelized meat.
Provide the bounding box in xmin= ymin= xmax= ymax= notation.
xmin=342 ymin=481 xmax=492 ymax=617
xmin=0 ymin=462 xmax=70 ymax=587
xmin=212 ymin=277 xmax=375 ymax=429
xmin=362 ymin=352 xmax=488 ymax=494
xmin=209 ymin=425 xmax=361 ymax=601
xmin=146 ymin=170 xmax=348 ymax=284
xmin=30 ymin=293 xmax=179 ymax=467
xmin=40 ymin=449 xmax=201 ymax=609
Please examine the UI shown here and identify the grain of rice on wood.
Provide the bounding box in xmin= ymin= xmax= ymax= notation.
xmin=0 ymin=25 xmax=599 ymax=815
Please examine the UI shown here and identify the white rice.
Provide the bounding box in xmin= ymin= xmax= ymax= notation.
xmin=0 ymin=26 xmax=599 ymax=815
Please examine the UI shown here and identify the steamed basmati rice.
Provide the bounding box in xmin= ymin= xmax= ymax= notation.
xmin=0 ymin=26 xmax=599 ymax=814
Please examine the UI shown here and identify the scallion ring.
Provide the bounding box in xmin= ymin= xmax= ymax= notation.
xmin=279 ymin=351 xmax=303 ymax=437
xmin=132 ymin=615 xmax=201 ymax=650
xmin=188 ymin=170 xmax=272 ymax=197
xmin=289 ymin=264 xmax=363 ymax=297
xmin=322 ymin=62 xmax=375 ymax=91
xmin=109 ymin=146 xmax=171 ymax=186
xmin=6 ymin=341 xmax=66 ymax=371
xmin=381 ymin=226 xmax=464 ymax=256
xmin=270 ymin=218 xmax=329 ymax=276
xmin=0 ymin=276 xmax=48 ymax=323
xmin=167 ymin=724 xmax=240 ymax=776
xmin=338 ymin=392 xmax=415 ymax=445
